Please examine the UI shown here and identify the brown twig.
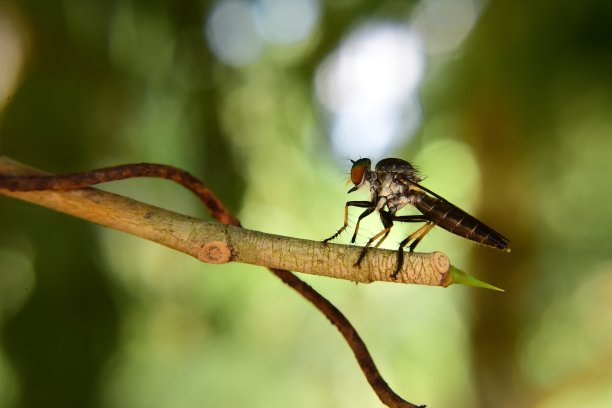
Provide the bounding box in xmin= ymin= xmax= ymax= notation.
xmin=0 ymin=156 xmax=425 ymax=408
xmin=0 ymin=162 xmax=240 ymax=226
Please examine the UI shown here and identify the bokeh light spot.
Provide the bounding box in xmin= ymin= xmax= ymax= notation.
xmin=253 ymin=0 xmax=320 ymax=45
xmin=315 ymin=23 xmax=425 ymax=160
xmin=0 ymin=248 xmax=36 ymax=317
xmin=205 ymin=0 xmax=263 ymax=67
xmin=0 ymin=9 xmax=26 ymax=113
xmin=412 ymin=0 xmax=480 ymax=55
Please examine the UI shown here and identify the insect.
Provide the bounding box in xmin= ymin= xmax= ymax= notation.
xmin=323 ymin=158 xmax=511 ymax=278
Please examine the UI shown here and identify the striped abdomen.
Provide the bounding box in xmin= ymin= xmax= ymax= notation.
xmin=412 ymin=191 xmax=510 ymax=251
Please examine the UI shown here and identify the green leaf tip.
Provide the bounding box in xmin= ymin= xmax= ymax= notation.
xmin=449 ymin=265 xmax=504 ymax=292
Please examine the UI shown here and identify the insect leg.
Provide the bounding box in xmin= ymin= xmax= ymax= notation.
xmin=408 ymin=222 xmax=436 ymax=252
xmin=392 ymin=215 xmax=430 ymax=223
xmin=350 ymin=206 xmax=377 ymax=243
xmin=322 ymin=201 xmax=373 ymax=243
xmin=357 ymin=214 xmax=430 ymax=269
xmin=391 ymin=221 xmax=435 ymax=279
xmin=373 ymin=210 xmax=394 ymax=248
xmin=355 ymin=224 xmax=393 ymax=267
xmin=355 ymin=213 xmax=393 ymax=268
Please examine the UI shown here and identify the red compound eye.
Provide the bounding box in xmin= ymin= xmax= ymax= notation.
xmin=350 ymin=158 xmax=370 ymax=185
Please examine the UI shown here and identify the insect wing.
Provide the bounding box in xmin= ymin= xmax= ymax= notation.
xmin=396 ymin=175 xmax=511 ymax=251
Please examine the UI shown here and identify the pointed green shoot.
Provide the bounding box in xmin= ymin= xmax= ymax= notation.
xmin=449 ymin=265 xmax=504 ymax=292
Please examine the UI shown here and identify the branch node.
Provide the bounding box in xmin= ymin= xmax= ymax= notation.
xmin=197 ymin=241 xmax=232 ymax=264
xmin=433 ymin=251 xmax=450 ymax=272
xmin=433 ymin=251 xmax=452 ymax=287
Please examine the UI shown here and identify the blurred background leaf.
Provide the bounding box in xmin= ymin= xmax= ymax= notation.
xmin=1 ymin=0 xmax=611 ymax=407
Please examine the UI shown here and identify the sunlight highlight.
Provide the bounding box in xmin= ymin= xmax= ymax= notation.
xmin=315 ymin=23 xmax=425 ymax=160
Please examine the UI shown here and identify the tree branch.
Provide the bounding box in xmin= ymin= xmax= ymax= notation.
xmin=0 ymin=155 xmax=500 ymax=408
xmin=0 ymin=156 xmax=450 ymax=286
xmin=0 ymin=156 xmax=430 ymax=407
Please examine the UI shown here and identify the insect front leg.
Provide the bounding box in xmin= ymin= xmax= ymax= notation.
xmin=350 ymin=206 xmax=377 ymax=243
xmin=322 ymin=201 xmax=373 ymax=243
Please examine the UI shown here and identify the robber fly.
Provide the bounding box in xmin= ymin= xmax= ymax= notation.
xmin=323 ymin=158 xmax=510 ymax=278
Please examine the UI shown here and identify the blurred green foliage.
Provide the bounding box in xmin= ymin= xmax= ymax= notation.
xmin=1 ymin=0 xmax=612 ymax=407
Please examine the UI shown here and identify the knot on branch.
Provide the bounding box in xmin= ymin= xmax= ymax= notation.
xmin=197 ymin=241 xmax=232 ymax=264
xmin=431 ymin=251 xmax=451 ymax=286
xmin=432 ymin=251 xmax=450 ymax=273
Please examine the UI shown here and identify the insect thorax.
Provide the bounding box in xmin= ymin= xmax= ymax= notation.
xmin=369 ymin=170 xmax=413 ymax=214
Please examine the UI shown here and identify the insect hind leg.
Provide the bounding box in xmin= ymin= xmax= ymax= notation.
xmin=407 ymin=222 xmax=435 ymax=252
xmin=391 ymin=221 xmax=435 ymax=279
